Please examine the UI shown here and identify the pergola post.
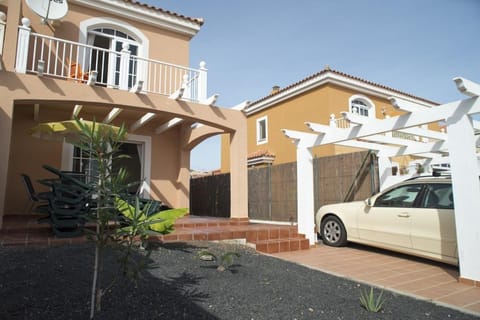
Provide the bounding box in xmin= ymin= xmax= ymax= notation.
xmin=229 ymin=128 xmax=248 ymax=219
xmin=446 ymin=111 xmax=480 ymax=282
xmin=296 ymin=145 xmax=316 ymax=245
xmin=377 ymin=154 xmax=393 ymax=190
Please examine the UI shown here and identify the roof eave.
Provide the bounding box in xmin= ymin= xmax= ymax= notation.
xmin=247 ymin=156 xmax=275 ymax=166
xmin=70 ymin=0 xmax=202 ymax=37
xmin=244 ymin=71 xmax=439 ymax=116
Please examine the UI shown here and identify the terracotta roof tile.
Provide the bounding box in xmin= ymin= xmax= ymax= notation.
xmin=248 ymin=149 xmax=276 ymax=160
xmin=126 ymin=0 xmax=204 ymax=26
xmin=251 ymin=68 xmax=439 ymax=106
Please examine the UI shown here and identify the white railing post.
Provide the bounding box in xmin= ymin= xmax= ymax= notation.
xmin=15 ymin=17 xmax=31 ymax=73
xmin=197 ymin=61 xmax=207 ymax=102
xmin=329 ymin=114 xmax=337 ymax=127
xmin=119 ymin=42 xmax=130 ymax=90
xmin=0 ymin=11 xmax=6 ymax=56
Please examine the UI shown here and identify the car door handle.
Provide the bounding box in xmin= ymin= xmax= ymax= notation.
xmin=397 ymin=213 xmax=410 ymax=218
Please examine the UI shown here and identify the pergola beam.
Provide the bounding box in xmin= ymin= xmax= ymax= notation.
xmin=281 ymin=129 xmax=321 ymax=148
xmin=103 ymin=107 xmax=122 ymax=124
xmin=342 ymin=111 xmax=447 ymax=141
xmin=130 ymin=112 xmax=156 ymax=132
xmin=390 ymin=97 xmax=430 ymax=113
xmin=454 ymin=77 xmax=480 ymax=97
xmin=155 ymin=117 xmax=183 ymax=135
xmin=72 ymin=104 xmax=83 ymax=119
xmin=306 ymin=98 xmax=480 ymax=147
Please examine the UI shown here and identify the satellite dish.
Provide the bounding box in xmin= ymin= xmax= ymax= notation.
xmin=26 ymin=0 xmax=69 ymax=21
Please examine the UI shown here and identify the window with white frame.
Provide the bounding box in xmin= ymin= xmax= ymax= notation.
xmin=256 ymin=116 xmax=268 ymax=144
xmin=349 ymin=95 xmax=375 ymax=118
xmin=79 ymin=17 xmax=149 ymax=89
xmin=88 ymin=27 xmax=140 ymax=88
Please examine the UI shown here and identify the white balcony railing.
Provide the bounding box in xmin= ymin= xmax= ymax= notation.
xmin=14 ymin=18 xmax=206 ymax=102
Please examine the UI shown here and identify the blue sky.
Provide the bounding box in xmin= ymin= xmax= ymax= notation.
xmin=145 ymin=0 xmax=480 ymax=171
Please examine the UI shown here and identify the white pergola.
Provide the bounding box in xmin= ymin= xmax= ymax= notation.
xmin=282 ymin=77 xmax=480 ymax=282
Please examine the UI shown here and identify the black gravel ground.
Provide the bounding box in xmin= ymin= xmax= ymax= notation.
xmin=0 ymin=241 xmax=478 ymax=320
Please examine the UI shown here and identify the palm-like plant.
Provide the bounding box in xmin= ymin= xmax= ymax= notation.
xmin=73 ymin=118 xmax=185 ymax=318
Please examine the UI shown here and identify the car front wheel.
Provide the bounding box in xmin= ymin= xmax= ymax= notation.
xmin=321 ymin=215 xmax=347 ymax=247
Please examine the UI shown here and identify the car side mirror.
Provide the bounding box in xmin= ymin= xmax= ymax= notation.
xmin=365 ymin=198 xmax=373 ymax=207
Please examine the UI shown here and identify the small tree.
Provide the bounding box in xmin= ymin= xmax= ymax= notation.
xmin=73 ymin=119 xmax=184 ymax=319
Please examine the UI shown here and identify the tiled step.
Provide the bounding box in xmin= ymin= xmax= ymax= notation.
xmin=151 ymin=216 xmax=311 ymax=253
xmin=254 ymin=238 xmax=310 ymax=254
xmin=173 ymin=216 xmax=250 ymax=228
xmin=1 ymin=215 xmax=311 ymax=253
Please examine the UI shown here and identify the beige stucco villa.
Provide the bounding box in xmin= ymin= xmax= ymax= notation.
xmin=0 ymin=0 xmax=248 ymax=227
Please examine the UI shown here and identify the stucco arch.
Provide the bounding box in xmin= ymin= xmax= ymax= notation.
xmin=79 ymin=17 xmax=149 ymax=58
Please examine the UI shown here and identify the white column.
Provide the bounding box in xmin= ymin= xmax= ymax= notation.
xmin=15 ymin=17 xmax=31 ymax=73
xmin=296 ymin=145 xmax=316 ymax=245
xmin=118 ymin=42 xmax=130 ymax=90
xmin=197 ymin=61 xmax=207 ymax=102
xmin=447 ymin=112 xmax=480 ymax=282
xmin=377 ymin=153 xmax=393 ymax=190
xmin=0 ymin=11 xmax=6 ymax=56
xmin=229 ymin=126 xmax=248 ymax=219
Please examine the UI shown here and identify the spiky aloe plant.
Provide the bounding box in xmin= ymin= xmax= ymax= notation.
xmin=359 ymin=286 xmax=385 ymax=312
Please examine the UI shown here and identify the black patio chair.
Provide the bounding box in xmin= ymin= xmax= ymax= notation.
xmin=20 ymin=174 xmax=51 ymax=215
xmin=46 ymin=181 xmax=91 ymax=237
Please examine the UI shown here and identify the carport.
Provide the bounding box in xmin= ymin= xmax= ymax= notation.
xmin=282 ymin=77 xmax=480 ymax=283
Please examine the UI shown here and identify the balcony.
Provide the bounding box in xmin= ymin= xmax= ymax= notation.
xmin=11 ymin=17 xmax=207 ymax=102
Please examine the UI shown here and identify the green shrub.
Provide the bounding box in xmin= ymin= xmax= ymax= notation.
xmin=115 ymin=197 xmax=187 ymax=235
xmin=198 ymin=249 xmax=241 ymax=272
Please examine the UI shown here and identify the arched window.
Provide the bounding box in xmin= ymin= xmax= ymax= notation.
xmin=349 ymin=95 xmax=375 ymax=118
xmin=88 ymin=27 xmax=140 ymax=87
xmin=79 ymin=17 xmax=149 ymax=88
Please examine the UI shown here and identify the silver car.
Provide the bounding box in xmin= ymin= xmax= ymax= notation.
xmin=315 ymin=176 xmax=457 ymax=265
